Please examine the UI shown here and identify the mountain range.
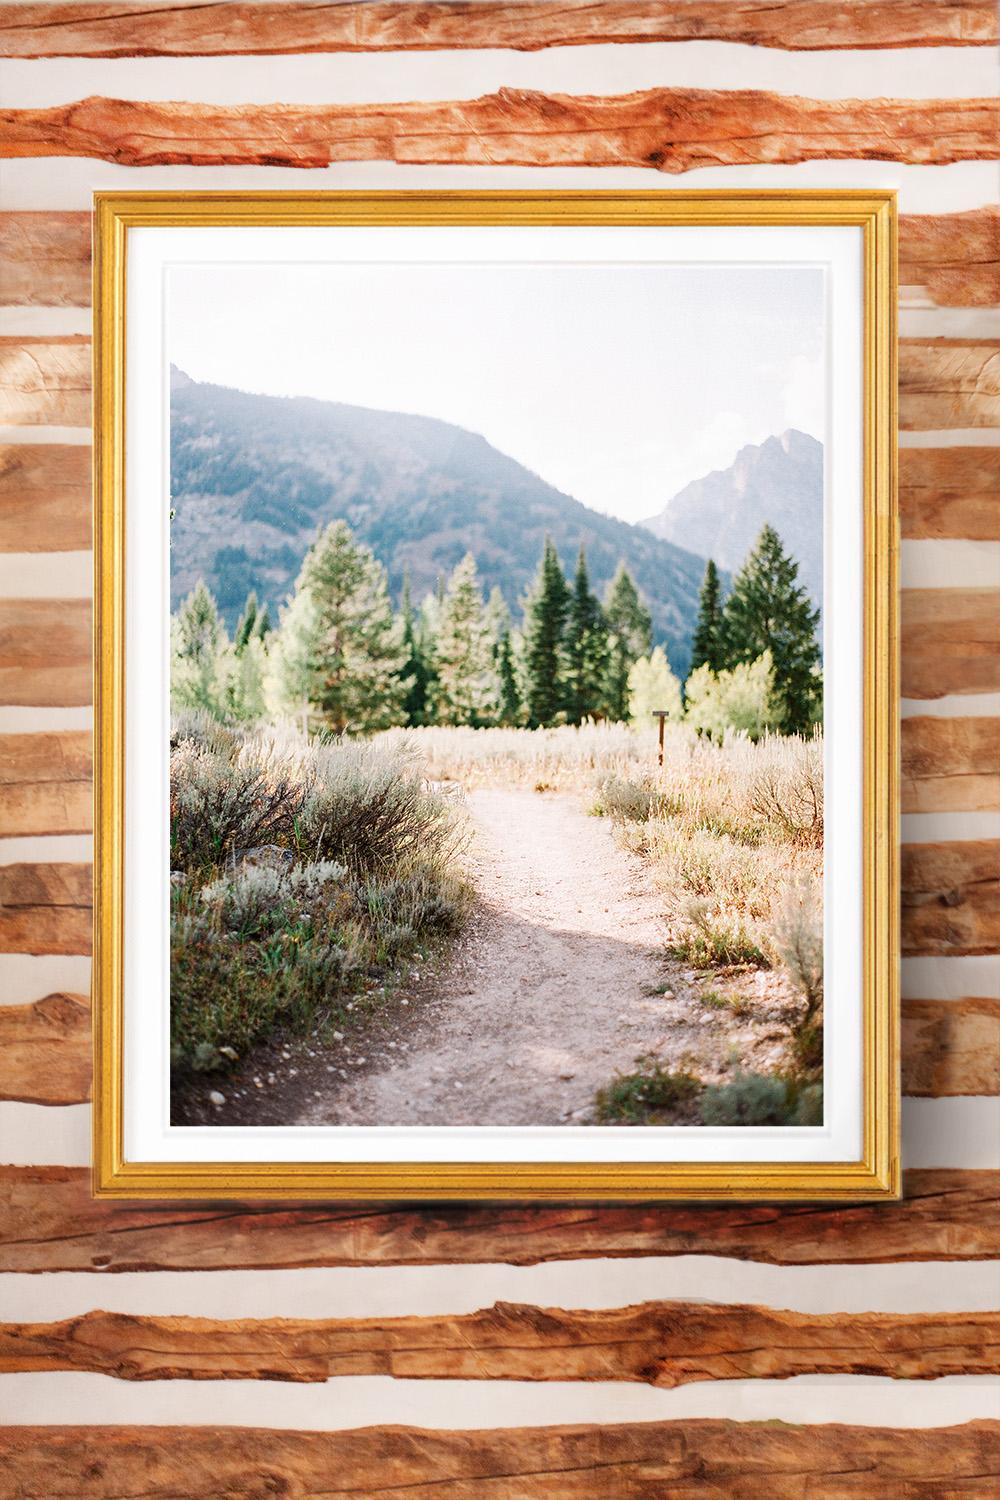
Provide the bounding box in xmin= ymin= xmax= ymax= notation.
xmin=169 ymin=372 xmax=711 ymax=672
xmin=643 ymin=429 xmax=824 ymax=611
xmin=169 ymin=374 xmax=823 ymax=675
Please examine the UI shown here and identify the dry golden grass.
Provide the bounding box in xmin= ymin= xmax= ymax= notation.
xmin=375 ymin=721 xmax=660 ymax=789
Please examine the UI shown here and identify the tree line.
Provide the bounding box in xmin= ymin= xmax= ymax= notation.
xmin=171 ymin=519 xmax=820 ymax=739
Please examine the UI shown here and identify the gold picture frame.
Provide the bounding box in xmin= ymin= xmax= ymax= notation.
xmin=93 ymin=190 xmax=898 ymax=1201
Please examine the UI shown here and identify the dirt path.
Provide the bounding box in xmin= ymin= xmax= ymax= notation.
xmin=295 ymin=788 xmax=682 ymax=1127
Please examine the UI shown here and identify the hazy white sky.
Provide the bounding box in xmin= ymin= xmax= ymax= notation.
xmin=169 ymin=262 xmax=825 ymax=523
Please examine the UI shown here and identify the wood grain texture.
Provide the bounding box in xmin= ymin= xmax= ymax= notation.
xmin=1 ymin=91 xmax=996 ymax=170
xmin=0 ymin=597 xmax=90 ymax=706
xmin=0 ymin=992 xmax=90 ymax=1105
xmin=3 ymin=209 xmax=995 ymax=310
xmin=0 ymin=861 xmax=91 ymax=956
xmin=901 ymin=840 xmax=999 ymax=957
xmin=2 ymin=1420 xmax=997 ymax=1497
xmin=901 ymin=589 xmax=999 ymax=699
xmin=0 ymin=211 xmax=90 ymax=307
xmin=2 ymin=1301 xmax=997 ymax=1384
xmin=0 ymin=444 xmax=90 ymax=552
xmin=10 ymin=994 xmax=996 ymax=1109
xmin=0 ymin=335 xmax=90 ymax=427
xmin=899 ymin=338 xmax=1000 ymax=429
xmin=0 ymin=589 xmax=989 ymax=710
xmin=899 ymin=206 xmax=1000 ymax=306
xmin=0 ymin=730 xmax=92 ymax=836
xmin=898 ymin=447 xmax=1000 ymax=541
xmin=902 ymin=999 xmax=1000 ymax=1096
xmin=902 ymin=717 xmax=1000 ymax=813
xmin=1 ymin=2 xmax=994 ymax=57
xmin=0 ymin=1169 xmax=994 ymax=1272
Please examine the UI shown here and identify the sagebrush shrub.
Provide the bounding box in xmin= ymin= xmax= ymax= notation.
xmin=768 ymin=876 xmax=824 ymax=1074
xmin=594 ymin=1062 xmax=700 ymax=1124
xmin=169 ymin=721 xmax=469 ymax=1077
xmin=170 ymin=740 xmax=303 ymax=873
xmin=699 ymin=1072 xmax=791 ymax=1126
xmin=698 ymin=1072 xmax=824 ymax=1126
xmin=591 ymin=774 xmax=661 ymax=823
xmin=200 ymin=860 xmax=348 ymax=938
xmin=294 ymin=739 xmax=463 ymax=871
xmin=669 ymin=897 xmax=768 ymax=969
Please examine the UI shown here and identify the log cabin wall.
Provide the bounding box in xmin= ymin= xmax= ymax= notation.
xmin=0 ymin=2 xmax=997 ymax=1490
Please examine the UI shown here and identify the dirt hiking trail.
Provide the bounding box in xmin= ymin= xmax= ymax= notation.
xmin=297 ymin=788 xmax=678 ymax=1127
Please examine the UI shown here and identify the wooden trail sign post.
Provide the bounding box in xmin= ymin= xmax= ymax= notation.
xmin=652 ymin=710 xmax=670 ymax=767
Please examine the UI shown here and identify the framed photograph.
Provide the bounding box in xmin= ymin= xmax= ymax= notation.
xmin=93 ymin=191 xmax=898 ymax=1200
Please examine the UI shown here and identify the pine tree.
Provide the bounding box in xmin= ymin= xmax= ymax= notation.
xmin=223 ymin=633 xmax=267 ymax=723
xmin=496 ymin=628 xmax=522 ymax=725
xmin=602 ymin=564 xmax=653 ymax=723
xmin=170 ymin=579 xmax=229 ymax=717
xmin=721 ymin=525 xmax=821 ymax=734
xmin=523 ymin=537 xmax=570 ymax=727
xmin=234 ymin=589 xmax=259 ymax=655
xmin=399 ymin=573 xmax=434 ymax=727
xmin=690 ymin=559 xmax=724 ymax=673
xmin=432 ymin=553 xmax=497 ymax=725
xmin=484 ymin=585 xmax=511 ymax=647
xmin=234 ymin=590 xmax=271 ymax=655
xmin=274 ymin=520 xmax=407 ymax=733
xmin=563 ymin=547 xmax=610 ymax=724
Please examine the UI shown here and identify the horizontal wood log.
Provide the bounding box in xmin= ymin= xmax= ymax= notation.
xmin=0 ymin=1169 xmax=994 ymax=1273
xmin=899 ymin=207 xmax=1000 ymax=307
xmin=0 ymin=443 xmax=90 ymax=552
xmin=0 ymin=860 xmax=91 ymax=955
xmin=1 ymin=91 xmax=996 ymax=171
xmin=0 ymin=729 xmax=92 ymax=836
xmin=899 ymin=338 xmax=1000 ymax=429
xmin=902 ymin=998 xmax=1000 ymax=1096
xmin=0 ymin=591 xmax=986 ymax=711
xmin=0 ymin=597 xmax=90 ymax=706
xmin=901 ymin=840 xmax=998 ymax=957
xmin=2 ymin=1420 xmax=997 ymax=1498
xmin=1 ymin=334 xmax=988 ymax=437
xmin=0 ymin=992 xmax=90 ymax=1105
xmin=7 ymin=991 xmax=992 ymax=1109
xmin=0 ymin=837 xmax=992 ymax=962
xmin=1 ymin=1 xmax=994 ymax=57
xmin=900 ymin=588 xmax=999 ymax=699
xmin=898 ymin=447 xmax=1000 ymax=541
xmin=0 ymin=210 xmax=90 ymax=306
xmin=0 ymin=335 xmax=90 ymax=427
xmin=3 ymin=1301 xmax=997 ymax=1384
xmin=4 ymin=209 xmax=996 ymax=310
xmin=901 ymin=717 xmax=1000 ymax=813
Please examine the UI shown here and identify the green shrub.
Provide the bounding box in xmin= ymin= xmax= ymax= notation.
xmin=170 ymin=740 xmax=303 ymax=874
xmin=699 ymin=1072 xmax=790 ymax=1125
xmin=667 ymin=898 xmax=768 ymax=969
xmin=792 ymin=1082 xmax=824 ymax=1125
xmin=200 ymin=860 xmax=347 ymax=939
xmin=169 ymin=722 xmax=469 ymax=1076
xmin=594 ymin=1062 xmax=700 ymax=1124
xmin=591 ymin=774 xmax=679 ymax=823
xmin=171 ymin=855 xmax=467 ymax=1075
xmin=294 ymin=740 xmax=462 ymax=872
xmin=768 ymin=876 xmax=824 ymax=1075
xmin=699 ymin=989 xmax=729 ymax=1010
xmin=699 ymin=1072 xmax=823 ymax=1126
